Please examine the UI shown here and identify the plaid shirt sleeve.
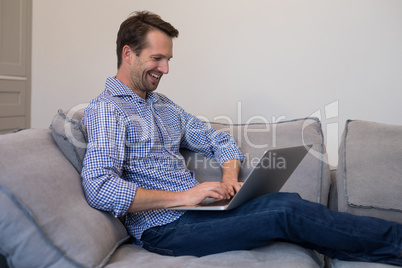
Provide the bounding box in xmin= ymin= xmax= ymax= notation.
xmin=182 ymin=115 xmax=245 ymax=165
xmin=81 ymin=100 xmax=137 ymax=217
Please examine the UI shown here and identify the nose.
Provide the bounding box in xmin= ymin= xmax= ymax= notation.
xmin=159 ymin=59 xmax=169 ymax=74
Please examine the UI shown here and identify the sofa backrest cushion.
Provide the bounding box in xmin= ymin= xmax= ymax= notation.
xmin=336 ymin=120 xmax=402 ymax=223
xmin=0 ymin=129 xmax=129 ymax=268
xmin=183 ymin=119 xmax=331 ymax=205
xmin=50 ymin=106 xmax=330 ymax=206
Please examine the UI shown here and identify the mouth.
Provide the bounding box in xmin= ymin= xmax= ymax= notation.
xmin=148 ymin=72 xmax=161 ymax=84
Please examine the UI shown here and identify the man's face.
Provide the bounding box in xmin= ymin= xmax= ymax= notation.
xmin=129 ymin=30 xmax=173 ymax=98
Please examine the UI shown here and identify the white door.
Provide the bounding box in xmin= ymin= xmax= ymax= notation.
xmin=0 ymin=0 xmax=32 ymax=134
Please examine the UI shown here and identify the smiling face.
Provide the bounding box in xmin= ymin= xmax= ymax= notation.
xmin=123 ymin=30 xmax=173 ymax=99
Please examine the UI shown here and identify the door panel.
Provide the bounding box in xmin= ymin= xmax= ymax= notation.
xmin=0 ymin=0 xmax=27 ymax=76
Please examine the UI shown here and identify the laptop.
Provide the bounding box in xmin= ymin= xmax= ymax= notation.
xmin=168 ymin=144 xmax=312 ymax=211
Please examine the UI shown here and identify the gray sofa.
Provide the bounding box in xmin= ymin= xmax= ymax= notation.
xmin=0 ymin=106 xmax=401 ymax=268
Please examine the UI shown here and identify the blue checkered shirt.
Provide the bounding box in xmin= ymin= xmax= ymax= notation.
xmin=81 ymin=77 xmax=244 ymax=245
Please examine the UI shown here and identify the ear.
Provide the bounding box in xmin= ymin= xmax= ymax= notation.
xmin=122 ymin=45 xmax=134 ymax=65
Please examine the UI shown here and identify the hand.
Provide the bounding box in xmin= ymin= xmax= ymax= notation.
xmin=221 ymin=159 xmax=242 ymax=197
xmin=222 ymin=180 xmax=243 ymax=197
xmin=181 ymin=182 xmax=232 ymax=206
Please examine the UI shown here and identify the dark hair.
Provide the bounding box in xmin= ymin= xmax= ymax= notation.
xmin=116 ymin=11 xmax=179 ymax=68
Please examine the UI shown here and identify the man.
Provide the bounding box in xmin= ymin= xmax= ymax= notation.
xmin=82 ymin=11 xmax=402 ymax=265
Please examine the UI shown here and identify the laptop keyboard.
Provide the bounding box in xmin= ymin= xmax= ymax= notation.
xmin=199 ymin=198 xmax=231 ymax=207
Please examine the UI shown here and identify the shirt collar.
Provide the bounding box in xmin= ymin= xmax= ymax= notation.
xmin=105 ymin=77 xmax=159 ymax=104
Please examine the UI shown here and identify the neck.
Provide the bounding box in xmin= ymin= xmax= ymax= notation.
xmin=115 ymin=71 xmax=147 ymax=99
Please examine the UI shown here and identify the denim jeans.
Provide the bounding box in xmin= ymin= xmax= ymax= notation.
xmin=141 ymin=193 xmax=402 ymax=266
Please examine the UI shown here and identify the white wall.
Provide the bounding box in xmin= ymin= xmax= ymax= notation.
xmin=32 ymin=0 xmax=402 ymax=166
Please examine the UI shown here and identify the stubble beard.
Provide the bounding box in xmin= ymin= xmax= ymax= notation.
xmin=129 ymin=69 xmax=159 ymax=97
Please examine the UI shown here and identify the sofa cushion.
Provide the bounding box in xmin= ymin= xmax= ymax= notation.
xmin=336 ymin=120 xmax=402 ymax=223
xmin=184 ymin=118 xmax=331 ymax=205
xmin=50 ymin=104 xmax=88 ymax=173
xmin=105 ymin=242 xmax=323 ymax=268
xmin=0 ymin=129 xmax=130 ymax=268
